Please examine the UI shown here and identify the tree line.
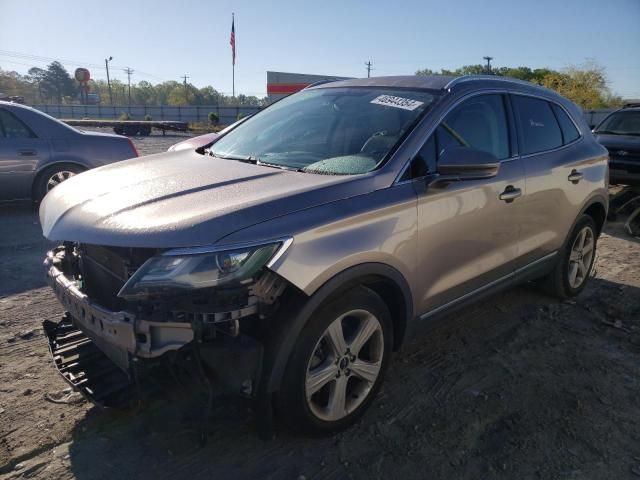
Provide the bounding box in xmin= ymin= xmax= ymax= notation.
xmin=0 ymin=60 xmax=624 ymax=110
xmin=416 ymin=62 xmax=623 ymax=110
xmin=0 ymin=61 xmax=265 ymax=106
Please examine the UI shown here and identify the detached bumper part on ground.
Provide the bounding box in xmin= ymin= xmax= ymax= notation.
xmin=43 ymin=245 xmax=279 ymax=407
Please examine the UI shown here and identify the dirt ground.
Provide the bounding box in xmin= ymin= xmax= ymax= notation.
xmin=1 ymin=133 xmax=639 ymax=479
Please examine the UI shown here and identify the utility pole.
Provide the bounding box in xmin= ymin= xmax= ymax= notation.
xmin=105 ymin=56 xmax=113 ymax=104
xmin=483 ymin=56 xmax=493 ymax=74
xmin=181 ymin=75 xmax=190 ymax=104
xmin=231 ymin=13 xmax=236 ymax=98
xmin=124 ymin=67 xmax=134 ymax=111
xmin=365 ymin=61 xmax=373 ymax=78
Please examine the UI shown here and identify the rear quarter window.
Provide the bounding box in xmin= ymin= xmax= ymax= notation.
xmin=551 ymin=104 xmax=580 ymax=144
xmin=512 ymin=95 xmax=562 ymax=155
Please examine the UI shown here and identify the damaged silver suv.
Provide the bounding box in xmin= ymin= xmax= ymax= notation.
xmin=40 ymin=75 xmax=608 ymax=435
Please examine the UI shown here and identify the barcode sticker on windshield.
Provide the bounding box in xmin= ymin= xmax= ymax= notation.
xmin=370 ymin=95 xmax=424 ymax=111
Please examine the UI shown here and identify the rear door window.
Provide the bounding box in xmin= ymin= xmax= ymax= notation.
xmin=512 ymin=95 xmax=562 ymax=154
xmin=0 ymin=109 xmax=36 ymax=139
xmin=551 ymin=104 xmax=580 ymax=144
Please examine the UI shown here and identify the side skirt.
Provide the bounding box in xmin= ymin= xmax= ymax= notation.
xmin=407 ymin=252 xmax=558 ymax=338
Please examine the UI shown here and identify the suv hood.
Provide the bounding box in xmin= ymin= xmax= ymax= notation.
xmin=40 ymin=150 xmax=373 ymax=248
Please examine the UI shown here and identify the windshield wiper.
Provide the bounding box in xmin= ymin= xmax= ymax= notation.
xmin=211 ymin=153 xmax=257 ymax=163
xmin=595 ymin=130 xmax=620 ymax=135
xmin=211 ymin=153 xmax=302 ymax=171
xmin=255 ymin=159 xmax=301 ymax=172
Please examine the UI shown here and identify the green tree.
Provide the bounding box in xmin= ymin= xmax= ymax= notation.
xmin=416 ymin=61 xmax=621 ymax=109
xmin=26 ymin=67 xmax=47 ymax=102
xmin=199 ymin=86 xmax=224 ymax=105
xmin=39 ymin=61 xmax=75 ymax=103
xmin=133 ymin=80 xmax=157 ymax=105
xmin=540 ymin=65 xmax=614 ymax=110
xmin=0 ymin=69 xmax=29 ymax=99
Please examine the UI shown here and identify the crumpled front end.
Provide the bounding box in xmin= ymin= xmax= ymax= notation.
xmin=43 ymin=242 xmax=289 ymax=406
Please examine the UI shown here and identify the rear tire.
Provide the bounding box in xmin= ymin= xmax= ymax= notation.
xmin=539 ymin=214 xmax=597 ymax=299
xmin=34 ymin=164 xmax=84 ymax=202
xmin=277 ymin=286 xmax=393 ymax=435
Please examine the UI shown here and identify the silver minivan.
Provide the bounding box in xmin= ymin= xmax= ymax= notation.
xmin=40 ymin=75 xmax=608 ymax=435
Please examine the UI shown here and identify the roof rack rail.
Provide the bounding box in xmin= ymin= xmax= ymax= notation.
xmin=304 ymin=79 xmax=340 ymax=89
xmin=444 ymin=75 xmax=538 ymax=90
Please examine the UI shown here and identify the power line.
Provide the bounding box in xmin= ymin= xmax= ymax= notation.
xmin=365 ymin=61 xmax=373 ymax=78
xmin=0 ymin=49 xmax=165 ymax=82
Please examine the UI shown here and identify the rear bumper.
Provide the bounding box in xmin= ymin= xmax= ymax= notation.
xmin=45 ymin=250 xmax=194 ymax=371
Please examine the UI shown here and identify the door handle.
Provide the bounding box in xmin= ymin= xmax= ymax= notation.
xmin=18 ymin=149 xmax=37 ymax=157
xmin=568 ymin=170 xmax=583 ymax=184
xmin=499 ymin=185 xmax=522 ymax=203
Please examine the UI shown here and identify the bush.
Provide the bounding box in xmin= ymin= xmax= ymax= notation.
xmin=144 ymin=114 xmax=152 ymax=121
xmin=208 ymin=112 xmax=219 ymax=125
xmin=237 ymin=113 xmax=246 ymax=121
xmin=119 ymin=111 xmax=130 ymax=121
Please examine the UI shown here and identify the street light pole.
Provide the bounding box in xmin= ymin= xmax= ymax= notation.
xmin=105 ymin=56 xmax=113 ymax=104
xmin=483 ymin=56 xmax=493 ymax=74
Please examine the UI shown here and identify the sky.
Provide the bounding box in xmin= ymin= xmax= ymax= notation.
xmin=1 ymin=0 xmax=639 ymax=99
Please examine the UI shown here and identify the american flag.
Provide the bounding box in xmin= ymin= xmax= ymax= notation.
xmin=230 ymin=16 xmax=236 ymax=66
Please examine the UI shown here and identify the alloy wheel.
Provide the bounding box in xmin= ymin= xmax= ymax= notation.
xmin=305 ymin=309 xmax=384 ymax=422
xmin=568 ymin=226 xmax=595 ymax=289
xmin=46 ymin=171 xmax=76 ymax=191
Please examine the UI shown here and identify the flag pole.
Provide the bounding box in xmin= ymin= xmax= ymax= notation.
xmin=232 ymin=13 xmax=235 ymax=98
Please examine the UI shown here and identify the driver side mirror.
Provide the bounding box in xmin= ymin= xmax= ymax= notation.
xmin=430 ymin=146 xmax=500 ymax=185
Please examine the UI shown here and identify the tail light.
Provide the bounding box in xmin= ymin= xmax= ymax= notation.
xmin=127 ymin=138 xmax=139 ymax=157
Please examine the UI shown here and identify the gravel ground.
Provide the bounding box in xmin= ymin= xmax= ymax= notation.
xmin=0 ymin=135 xmax=639 ymax=479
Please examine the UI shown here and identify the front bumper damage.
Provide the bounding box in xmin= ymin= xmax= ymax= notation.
xmin=46 ymin=250 xmax=195 ymax=371
xmin=43 ymin=246 xmax=281 ymax=407
xmin=43 ymin=314 xmax=135 ymax=407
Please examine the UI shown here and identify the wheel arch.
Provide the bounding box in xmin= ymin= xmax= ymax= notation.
xmin=31 ymin=161 xmax=87 ymax=200
xmin=262 ymin=262 xmax=414 ymax=395
xmin=582 ymin=198 xmax=607 ymax=236
xmin=556 ymin=194 xmax=607 ymax=250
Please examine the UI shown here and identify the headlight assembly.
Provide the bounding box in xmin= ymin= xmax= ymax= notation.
xmin=117 ymin=239 xmax=290 ymax=300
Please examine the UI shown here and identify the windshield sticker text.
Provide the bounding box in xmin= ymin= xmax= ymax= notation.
xmin=370 ymin=95 xmax=424 ymax=111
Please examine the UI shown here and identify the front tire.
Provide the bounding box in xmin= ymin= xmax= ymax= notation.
xmin=277 ymin=286 xmax=393 ymax=435
xmin=540 ymin=214 xmax=597 ymax=299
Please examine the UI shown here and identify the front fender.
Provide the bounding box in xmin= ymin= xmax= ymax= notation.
xmin=260 ymin=262 xmax=413 ymax=396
